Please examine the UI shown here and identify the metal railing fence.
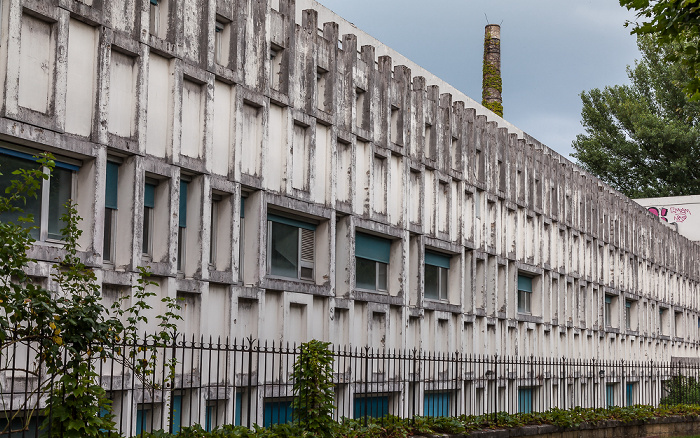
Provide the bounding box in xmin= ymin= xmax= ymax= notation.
xmin=0 ymin=335 xmax=698 ymax=436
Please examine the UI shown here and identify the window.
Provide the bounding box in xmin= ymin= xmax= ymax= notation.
xmin=355 ymin=232 xmax=390 ymax=292
xmin=239 ymin=196 xmax=245 ymax=281
xmin=659 ymin=307 xmax=667 ymax=335
xmin=606 ymin=384 xmax=615 ymax=407
xmin=625 ymin=300 xmax=632 ymax=330
xmin=149 ymin=0 xmax=160 ymax=35
xmin=518 ymin=387 xmax=533 ymax=414
xmin=353 ymin=395 xmax=389 ymax=419
xmin=215 ymin=21 xmax=224 ymax=63
xmin=517 ymin=275 xmax=532 ymax=314
xmin=267 ymin=213 xmax=315 ymax=280
xmin=142 ymin=180 xmax=156 ymax=256
xmin=214 ymin=17 xmax=230 ymax=65
xmin=425 ymin=251 xmax=450 ymax=300
xmin=424 ymin=392 xmax=450 ymax=417
xmin=209 ymin=194 xmax=221 ymax=266
xmin=263 ymin=399 xmax=292 ymax=427
xmin=626 ymin=383 xmax=634 ymax=407
xmin=0 ymin=146 xmax=77 ymax=242
xmin=103 ymin=160 xmax=118 ymax=262
xmin=177 ymin=181 xmax=188 ymax=272
xmin=604 ymin=295 xmax=613 ymax=327
xmin=171 ymin=394 xmax=182 ymax=433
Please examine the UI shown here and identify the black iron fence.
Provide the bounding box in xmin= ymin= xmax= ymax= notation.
xmin=1 ymin=335 xmax=700 ymax=436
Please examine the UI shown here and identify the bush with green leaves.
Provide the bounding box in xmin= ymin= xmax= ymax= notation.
xmin=0 ymin=154 xmax=181 ymax=437
xmin=661 ymin=375 xmax=700 ymax=406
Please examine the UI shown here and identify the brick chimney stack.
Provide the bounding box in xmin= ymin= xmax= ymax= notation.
xmin=482 ymin=24 xmax=503 ymax=117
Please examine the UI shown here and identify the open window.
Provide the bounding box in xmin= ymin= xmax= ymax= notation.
xmin=267 ymin=213 xmax=316 ymax=281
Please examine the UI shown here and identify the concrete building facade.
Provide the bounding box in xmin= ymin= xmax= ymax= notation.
xmin=1 ymin=0 xmax=700 ymax=372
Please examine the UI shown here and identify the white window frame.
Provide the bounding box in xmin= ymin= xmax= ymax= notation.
xmin=266 ymin=214 xmax=316 ymax=282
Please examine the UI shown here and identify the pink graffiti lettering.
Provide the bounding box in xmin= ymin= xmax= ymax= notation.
xmin=670 ymin=207 xmax=691 ymax=223
xmin=647 ymin=207 xmax=669 ymax=222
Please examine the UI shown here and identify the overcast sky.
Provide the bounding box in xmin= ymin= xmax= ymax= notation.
xmin=314 ymin=0 xmax=641 ymax=160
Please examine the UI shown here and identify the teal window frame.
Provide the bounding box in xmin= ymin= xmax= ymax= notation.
xmin=104 ymin=161 xmax=119 ymax=262
xmin=263 ymin=399 xmax=293 ymax=427
xmin=355 ymin=232 xmax=390 ymax=292
xmin=0 ymin=146 xmax=78 ymax=242
xmin=425 ymin=251 xmax=450 ymax=300
xmin=353 ymin=395 xmax=389 ymax=419
xmin=517 ymin=274 xmax=533 ymax=314
xmin=518 ymin=387 xmax=533 ymax=414
xmin=424 ymin=392 xmax=450 ymax=417
xmin=143 ymin=181 xmax=156 ymax=256
xmin=606 ymin=383 xmax=615 ymax=407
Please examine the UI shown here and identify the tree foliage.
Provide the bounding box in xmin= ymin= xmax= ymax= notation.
xmin=291 ymin=340 xmax=336 ymax=437
xmin=572 ymin=35 xmax=700 ymax=198
xmin=0 ymin=154 xmax=181 ymax=437
xmin=620 ymin=0 xmax=700 ymax=99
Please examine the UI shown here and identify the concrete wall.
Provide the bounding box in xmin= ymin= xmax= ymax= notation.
xmin=0 ymin=0 xmax=699 ymax=368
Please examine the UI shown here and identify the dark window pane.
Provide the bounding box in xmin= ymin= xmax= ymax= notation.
xmin=48 ymin=166 xmax=72 ymax=240
xmin=178 ymin=226 xmax=186 ymax=271
xmin=355 ymin=257 xmax=376 ymax=290
xmin=425 ymin=264 xmax=439 ymax=299
xmin=103 ymin=208 xmax=114 ymax=261
xmin=269 ymin=222 xmax=298 ymax=278
xmin=0 ymin=154 xmax=41 ymax=239
xmin=142 ymin=206 xmax=152 ymax=254
xmin=377 ymin=262 xmax=387 ymax=291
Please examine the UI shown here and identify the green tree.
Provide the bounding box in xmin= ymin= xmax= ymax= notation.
xmin=0 ymin=154 xmax=181 ymax=437
xmin=291 ymin=340 xmax=336 ymax=437
xmin=572 ymin=35 xmax=700 ymax=198
xmin=620 ymin=0 xmax=700 ymax=99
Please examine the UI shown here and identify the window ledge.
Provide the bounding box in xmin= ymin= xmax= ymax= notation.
xmin=353 ymin=289 xmax=402 ymax=306
xmin=423 ymin=300 xmax=461 ymax=314
xmin=516 ymin=314 xmax=543 ymax=324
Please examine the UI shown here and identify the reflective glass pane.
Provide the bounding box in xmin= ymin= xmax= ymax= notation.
xmin=377 ymin=262 xmax=387 ymax=291
xmin=142 ymin=207 xmax=152 ymax=254
xmin=355 ymin=257 xmax=376 ymax=290
xmin=424 ymin=264 xmax=439 ymax=299
xmin=269 ymin=222 xmax=298 ymax=278
xmin=103 ymin=208 xmax=114 ymax=261
xmin=0 ymin=154 xmax=41 ymax=239
xmin=48 ymin=166 xmax=72 ymax=240
xmin=439 ymin=267 xmax=448 ymax=299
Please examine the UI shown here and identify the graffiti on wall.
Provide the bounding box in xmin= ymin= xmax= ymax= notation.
xmin=647 ymin=206 xmax=691 ymax=224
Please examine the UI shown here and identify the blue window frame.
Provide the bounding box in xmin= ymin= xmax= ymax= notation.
xmin=263 ymin=399 xmax=293 ymax=427
xmin=353 ymin=395 xmax=389 ymax=419
xmin=424 ymin=392 xmax=450 ymax=417
xmin=518 ymin=387 xmax=533 ymax=414
xmin=355 ymin=232 xmax=390 ymax=291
